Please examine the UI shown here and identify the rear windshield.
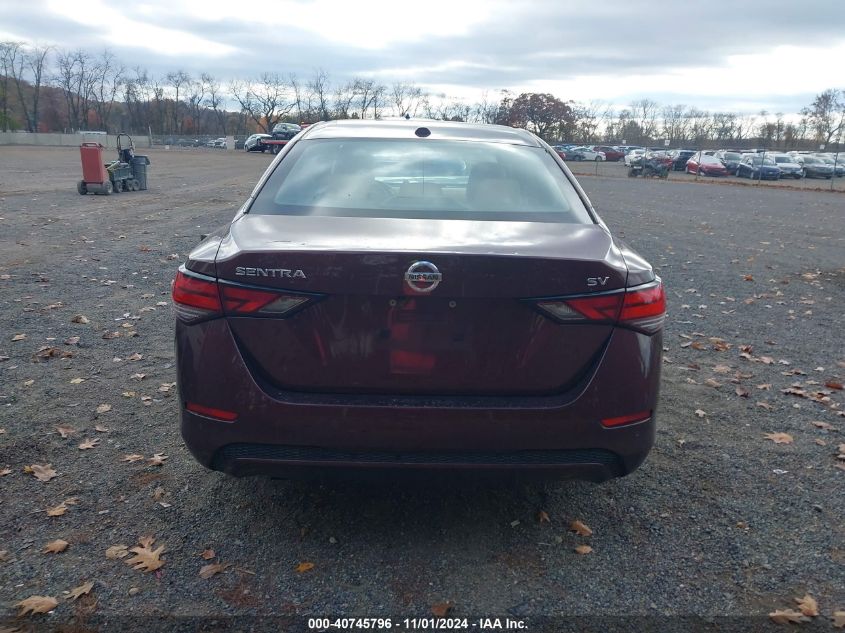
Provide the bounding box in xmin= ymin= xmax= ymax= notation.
xmin=249 ymin=138 xmax=592 ymax=223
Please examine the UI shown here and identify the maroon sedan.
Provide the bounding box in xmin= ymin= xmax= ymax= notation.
xmin=173 ymin=119 xmax=665 ymax=482
xmin=686 ymin=152 xmax=729 ymax=176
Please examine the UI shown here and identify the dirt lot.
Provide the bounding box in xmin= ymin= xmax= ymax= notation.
xmin=0 ymin=145 xmax=844 ymax=632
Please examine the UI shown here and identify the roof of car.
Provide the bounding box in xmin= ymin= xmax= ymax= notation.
xmin=302 ymin=119 xmax=541 ymax=146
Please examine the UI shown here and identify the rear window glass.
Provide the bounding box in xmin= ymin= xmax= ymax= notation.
xmin=249 ymin=139 xmax=592 ymax=224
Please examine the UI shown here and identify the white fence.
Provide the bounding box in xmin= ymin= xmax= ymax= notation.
xmin=0 ymin=132 xmax=152 ymax=149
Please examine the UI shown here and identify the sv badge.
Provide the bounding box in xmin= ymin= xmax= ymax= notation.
xmin=587 ymin=276 xmax=610 ymax=287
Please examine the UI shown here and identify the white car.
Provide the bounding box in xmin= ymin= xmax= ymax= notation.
xmin=568 ymin=147 xmax=605 ymax=161
xmin=624 ymin=149 xmax=646 ymax=166
xmin=770 ymin=154 xmax=804 ymax=179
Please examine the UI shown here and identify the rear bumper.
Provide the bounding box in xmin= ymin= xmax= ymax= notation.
xmin=176 ymin=319 xmax=660 ymax=481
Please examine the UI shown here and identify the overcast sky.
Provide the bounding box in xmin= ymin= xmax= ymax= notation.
xmin=2 ymin=0 xmax=844 ymax=114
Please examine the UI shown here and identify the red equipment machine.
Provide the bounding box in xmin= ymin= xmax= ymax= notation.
xmin=77 ymin=133 xmax=150 ymax=195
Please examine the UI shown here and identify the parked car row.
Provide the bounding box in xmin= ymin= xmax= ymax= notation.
xmin=553 ymin=145 xmax=607 ymax=162
xmin=615 ymin=145 xmax=842 ymax=180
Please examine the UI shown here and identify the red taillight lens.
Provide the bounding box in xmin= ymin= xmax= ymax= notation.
xmin=619 ymin=282 xmax=666 ymax=333
xmin=219 ymin=284 xmax=310 ymax=316
xmin=534 ymin=280 xmax=665 ymax=334
xmin=172 ymin=270 xmax=222 ymax=322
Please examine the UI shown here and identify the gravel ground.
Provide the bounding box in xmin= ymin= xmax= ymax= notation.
xmin=0 ymin=146 xmax=843 ymax=632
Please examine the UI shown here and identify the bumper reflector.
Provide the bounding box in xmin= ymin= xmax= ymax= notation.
xmin=186 ymin=402 xmax=238 ymax=422
xmin=601 ymin=410 xmax=651 ymax=428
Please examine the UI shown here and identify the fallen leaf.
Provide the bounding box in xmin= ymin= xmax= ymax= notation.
xmin=42 ymin=539 xmax=69 ymax=554
xmin=66 ymin=581 xmax=94 ymax=601
xmin=826 ymin=380 xmax=844 ymax=391
xmin=713 ymin=364 xmax=732 ymax=374
xmin=15 ymin=595 xmax=58 ymax=616
xmin=743 ymin=274 xmax=754 ymax=281
xmin=69 ymin=377 xmax=85 ymax=384
xmin=199 ymin=562 xmax=230 ymax=579
xmin=102 ymin=331 xmax=120 ymax=340
xmin=574 ymin=545 xmax=593 ymax=555
xmin=769 ymin=609 xmax=810 ymax=625
xmin=735 ymin=386 xmax=749 ymax=398
xmin=795 ymin=594 xmax=818 ymax=617
xmin=832 ymin=611 xmax=845 ymax=628
xmin=131 ymin=373 xmax=146 ymax=380
xmin=200 ymin=548 xmax=215 ymax=560
xmin=125 ymin=536 xmax=165 ymax=572
xmin=295 ymin=562 xmax=315 ymax=573
xmin=431 ymin=602 xmax=453 ymax=617
xmin=704 ymin=378 xmax=721 ymax=388
xmin=78 ymin=438 xmax=99 ymax=450
xmin=95 ymin=404 xmax=112 ymax=414
xmin=127 ymin=353 xmax=143 ymax=361
xmin=764 ymin=432 xmax=794 ymax=445
xmin=569 ymin=520 xmax=592 ymax=537
xmin=0 ymin=467 xmax=11 ymax=476
xmin=56 ymin=425 xmax=76 ymax=438
xmin=106 ymin=544 xmax=129 ymax=559
xmin=147 ymin=453 xmax=168 ymax=466
xmin=70 ymin=315 xmax=90 ymax=324
xmin=757 ymin=401 xmax=774 ymax=411
xmin=12 ymin=333 xmax=27 ymax=341
xmin=122 ymin=454 xmax=144 ymax=463
xmin=694 ymin=409 xmax=707 ymax=418
xmin=811 ymin=421 xmax=835 ymax=430
xmin=64 ymin=336 xmax=80 ymax=346
xmin=94 ymin=425 xmax=109 ymax=433
xmin=46 ymin=503 xmax=68 ymax=517
xmin=29 ymin=464 xmax=57 ymax=482
xmin=538 ymin=510 xmax=550 ymax=523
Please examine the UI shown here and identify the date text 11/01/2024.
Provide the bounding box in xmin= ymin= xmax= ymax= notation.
xmin=307 ymin=618 xmax=527 ymax=630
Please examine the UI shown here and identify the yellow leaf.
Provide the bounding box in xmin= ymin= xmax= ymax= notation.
xmin=15 ymin=595 xmax=58 ymax=616
xmin=106 ymin=544 xmax=129 ymax=559
xmin=295 ymin=562 xmax=314 ymax=573
xmin=569 ymin=520 xmax=592 ymax=537
xmin=199 ymin=562 xmax=230 ymax=579
xmin=764 ymin=432 xmax=794 ymax=444
xmin=574 ymin=545 xmax=593 ymax=555
xmin=125 ymin=536 xmax=165 ymax=572
xmin=431 ymin=602 xmax=453 ymax=617
xmin=42 ymin=539 xmax=69 ymax=554
xmin=795 ymin=594 xmax=818 ymax=617
xmin=769 ymin=609 xmax=810 ymax=625
xmin=29 ymin=464 xmax=57 ymax=482
xmin=46 ymin=503 xmax=68 ymax=517
xmin=66 ymin=581 xmax=94 ymax=601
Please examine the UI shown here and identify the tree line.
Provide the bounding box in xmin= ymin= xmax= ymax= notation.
xmin=1 ymin=41 xmax=844 ymax=149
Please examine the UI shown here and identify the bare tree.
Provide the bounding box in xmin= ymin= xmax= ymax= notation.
xmin=660 ymin=104 xmax=689 ymax=143
xmin=307 ymin=69 xmax=331 ymax=121
xmin=0 ymin=41 xmax=20 ymax=130
xmin=629 ymin=98 xmax=659 ymax=141
xmin=91 ymin=49 xmax=124 ymax=132
xmin=166 ymin=70 xmax=190 ymax=134
xmin=390 ymin=81 xmax=423 ymax=118
xmin=202 ymin=73 xmax=226 ymax=134
xmin=801 ymin=88 xmax=844 ymax=145
xmin=230 ymin=72 xmax=293 ymax=132
xmin=332 ymin=81 xmax=356 ymax=119
xmin=10 ymin=44 xmax=50 ymax=132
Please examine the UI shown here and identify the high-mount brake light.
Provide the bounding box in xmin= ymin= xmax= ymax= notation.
xmin=535 ymin=280 xmax=665 ymax=334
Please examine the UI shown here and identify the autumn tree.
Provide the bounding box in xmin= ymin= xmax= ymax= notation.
xmin=505 ymin=92 xmax=575 ymax=140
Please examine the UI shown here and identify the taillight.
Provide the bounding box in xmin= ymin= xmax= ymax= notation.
xmin=172 ymin=268 xmax=318 ymax=323
xmin=219 ymin=284 xmax=311 ymax=316
xmin=619 ymin=282 xmax=666 ymax=333
xmin=534 ymin=279 xmax=665 ymax=334
xmin=172 ymin=270 xmax=221 ymax=323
